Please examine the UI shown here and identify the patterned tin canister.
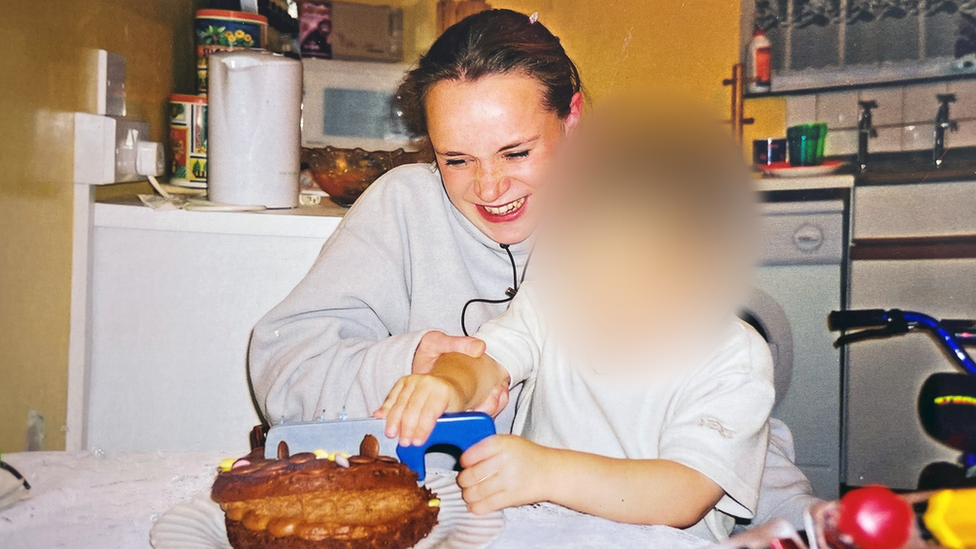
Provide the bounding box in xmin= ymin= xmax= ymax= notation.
xmin=195 ymin=9 xmax=267 ymax=94
xmin=169 ymin=94 xmax=208 ymax=188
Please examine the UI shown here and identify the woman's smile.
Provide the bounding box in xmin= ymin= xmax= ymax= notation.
xmin=479 ymin=196 xmax=528 ymax=220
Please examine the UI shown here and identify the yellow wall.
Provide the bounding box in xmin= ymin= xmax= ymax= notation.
xmin=515 ymin=0 xmax=786 ymax=151
xmin=421 ymin=0 xmax=788 ymax=153
xmin=0 ymin=1 xmax=197 ymax=452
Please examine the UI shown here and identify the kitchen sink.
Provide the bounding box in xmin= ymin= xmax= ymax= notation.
xmin=851 ymin=147 xmax=976 ymax=185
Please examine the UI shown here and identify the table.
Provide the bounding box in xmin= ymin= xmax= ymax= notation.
xmin=0 ymin=451 xmax=712 ymax=549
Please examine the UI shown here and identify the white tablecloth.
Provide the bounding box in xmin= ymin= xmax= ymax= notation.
xmin=0 ymin=451 xmax=711 ymax=549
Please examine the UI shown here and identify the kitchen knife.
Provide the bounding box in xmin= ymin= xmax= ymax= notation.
xmin=264 ymin=411 xmax=496 ymax=480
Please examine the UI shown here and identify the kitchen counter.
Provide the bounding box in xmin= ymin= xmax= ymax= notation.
xmin=0 ymin=451 xmax=711 ymax=549
xmin=755 ymin=174 xmax=854 ymax=193
xmin=95 ymin=196 xmax=347 ymax=237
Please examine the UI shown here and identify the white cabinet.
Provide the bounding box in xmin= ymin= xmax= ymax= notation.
xmin=70 ymin=199 xmax=343 ymax=453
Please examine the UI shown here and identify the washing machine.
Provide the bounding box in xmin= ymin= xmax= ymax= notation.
xmin=742 ymin=198 xmax=847 ymax=500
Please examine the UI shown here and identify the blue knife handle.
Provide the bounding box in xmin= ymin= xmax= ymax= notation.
xmin=395 ymin=411 xmax=496 ymax=481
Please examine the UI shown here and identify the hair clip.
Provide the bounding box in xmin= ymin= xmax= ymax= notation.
xmin=528 ymin=12 xmax=539 ymax=24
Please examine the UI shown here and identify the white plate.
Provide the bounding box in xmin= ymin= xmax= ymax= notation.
xmin=150 ymin=471 xmax=504 ymax=549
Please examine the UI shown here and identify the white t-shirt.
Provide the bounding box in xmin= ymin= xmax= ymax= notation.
xmin=475 ymin=284 xmax=775 ymax=541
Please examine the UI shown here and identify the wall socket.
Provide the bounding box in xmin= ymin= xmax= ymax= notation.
xmin=113 ymin=118 xmax=151 ymax=182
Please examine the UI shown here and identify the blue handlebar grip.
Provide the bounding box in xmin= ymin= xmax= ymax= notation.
xmin=395 ymin=411 xmax=496 ymax=481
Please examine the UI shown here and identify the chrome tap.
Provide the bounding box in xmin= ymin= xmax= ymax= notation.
xmin=934 ymin=93 xmax=958 ymax=168
xmin=857 ymin=100 xmax=878 ymax=172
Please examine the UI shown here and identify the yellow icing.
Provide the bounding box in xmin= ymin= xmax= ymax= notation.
xmin=428 ymin=499 xmax=441 ymax=508
xmin=313 ymin=449 xmax=329 ymax=459
xmin=218 ymin=458 xmax=236 ymax=472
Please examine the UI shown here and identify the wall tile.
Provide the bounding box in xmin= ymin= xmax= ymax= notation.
xmin=816 ymin=91 xmax=859 ymax=131
xmin=858 ymin=88 xmax=904 ymax=127
xmin=786 ymin=95 xmax=818 ymax=127
xmin=949 ymin=121 xmax=976 ymax=148
xmin=872 ymin=127 xmax=903 ymax=152
xmin=947 ymin=79 xmax=976 ymax=121
xmin=903 ymin=82 xmax=949 ymax=125
xmin=825 ymin=129 xmax=858 ymax=155
xmin=902 ymin=124 xmax=935 ymax=151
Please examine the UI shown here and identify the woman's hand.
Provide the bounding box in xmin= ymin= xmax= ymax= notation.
xmin=374 ymin=374 xmax=466 ymax=446
xmin=413 ymin=331 xmax=485 ymax=374
xmin=457 ymin=435 xmax=553 ymax=514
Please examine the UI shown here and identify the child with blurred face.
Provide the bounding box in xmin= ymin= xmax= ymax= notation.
xmin=374 ymin=99 xmax=774 ymax=542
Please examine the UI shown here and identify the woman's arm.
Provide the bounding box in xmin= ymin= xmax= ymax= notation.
xmin=249 ymin=166 xmax=507 ymax=425
xmin=249 ymin=225 xmax=424 ymax=424
xmin=458 ymin=435 xmax=724 ymax=528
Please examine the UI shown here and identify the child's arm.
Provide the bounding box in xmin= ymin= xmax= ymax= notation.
xmin=458 ymin=435 xmax=724 ymax=528
xmin=374 ymin=352 xmax=510 ymax=446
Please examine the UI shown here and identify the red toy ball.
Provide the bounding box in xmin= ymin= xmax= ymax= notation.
xmin=838 ymin=485 xmax=913 ymax=549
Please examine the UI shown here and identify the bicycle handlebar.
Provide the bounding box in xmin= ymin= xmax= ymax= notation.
xmin=830 ymin=309 xmax=976 ymax=376
xmin=828 ymin=309 xmax=890 ymax=330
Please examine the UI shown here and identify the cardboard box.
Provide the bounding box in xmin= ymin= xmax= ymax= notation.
xmin=299 ymin=1 xmax=403 ymax=62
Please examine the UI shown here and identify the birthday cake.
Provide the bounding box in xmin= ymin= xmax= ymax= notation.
xmin=211 ymin=435 xmax=439 ymax=549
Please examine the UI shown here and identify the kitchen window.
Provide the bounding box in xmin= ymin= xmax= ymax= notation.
xmin=744 ymin=0 xmax=976 ymax=91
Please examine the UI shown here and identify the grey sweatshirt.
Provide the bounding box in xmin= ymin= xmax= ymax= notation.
xmin=249 ymin=163 xmax=529 ymax=425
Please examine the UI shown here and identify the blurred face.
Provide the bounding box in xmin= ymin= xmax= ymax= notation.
xmin=425 ymin=74 xmax=581 ymax=245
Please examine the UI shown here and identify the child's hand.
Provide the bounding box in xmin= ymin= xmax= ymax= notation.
xmin=413 ymin=331 xmax=485 ymax=374
xmin=457 ymin=435 xmax=553 ymax=514
xmin=472 ymin=384 xmax=510 ymax=418
xmin=373 ymin=374 xmax=465 ymax=447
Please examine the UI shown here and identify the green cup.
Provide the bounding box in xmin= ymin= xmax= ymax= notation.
xmin=813 ymin=122 xmax=827 ymax=160
xmin=787 ymin=123 xmax=827 ymax=166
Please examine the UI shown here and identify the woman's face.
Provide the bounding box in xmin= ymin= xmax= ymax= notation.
xmin=425 ymin=74 xmax=581 ymax=245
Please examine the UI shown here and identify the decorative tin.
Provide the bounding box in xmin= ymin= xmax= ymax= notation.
xmin=169 ymin=94 xmax=208 ymax=188
xmin=195 ymin=9 xmax=267 ymax=94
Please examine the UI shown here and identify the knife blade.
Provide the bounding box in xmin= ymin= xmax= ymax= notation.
xmin=264 ymin=411 xmax=496 ymax=480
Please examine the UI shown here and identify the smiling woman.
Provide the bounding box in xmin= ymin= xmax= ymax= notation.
xmin=249 ymin=9 xmax=582 ymax=431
